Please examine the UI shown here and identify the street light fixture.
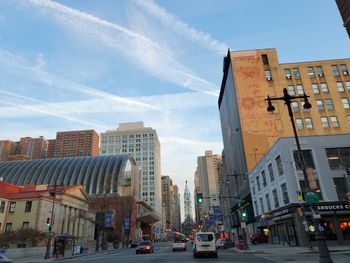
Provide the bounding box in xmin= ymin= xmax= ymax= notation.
xmin=265 ymin=88 xmax=333 ymax=263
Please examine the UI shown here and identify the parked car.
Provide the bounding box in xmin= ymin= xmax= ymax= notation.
xmin=135 ymin=240 xmax=154 ymax=254
xmin=131 ymin=240 xmax=140 ymax=248
xmin=0 ymin=254 xmax=11 ymax=263
xmin=172 ymin=239 xmax=186 ymax=251
xmin=250 ymin=234 xmax=268 ymax=244
xmin=215 ymin=238 xmax=225 ymax=249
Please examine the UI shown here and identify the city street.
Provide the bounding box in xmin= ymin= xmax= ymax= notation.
xmin=53 ymin=242 xmax=350 ymax=263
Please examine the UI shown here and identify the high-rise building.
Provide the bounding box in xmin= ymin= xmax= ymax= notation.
xmin=0 ymin=136 xmax=49 ymax=161
xmin=52 ymin=130 xmax=100 ymax=158
xmin=100 ymin=122 xmax=162 ymax=217
xmin=336 ymin=0 xmax=350 ymax=38
xmin=218 ymin=48 xmax=350 ymax=243
xmin=172 ymin=185 xmax=181 ymax=232
xmin=194 ymin=151 xmax=222 ymax=225
xmin=161 ymin=175 xmax=174 ymax=231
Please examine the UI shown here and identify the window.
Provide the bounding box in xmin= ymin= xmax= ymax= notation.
xmin=325 ymin=99 xmax=334 ymax=110
xmin=297 ymin=84 xmax=304 ymax=95
xmin=295 ymin=118 xmax=303 ymax=129
xmin=293 ymin=68 xmax=300 ymax=79
xmin=273 ymin=189 xmax=279 ymax=208
xmin=348 ymin=115 xmax=350 ymax=124
xmin=305 ymin=117 xmax=313 ymax=129
xmin=5 ymin=223 xmax=12 ymax=233
xmin=25 ymin=201 xmax=32 ymax=213
xmin=316 ymin=66 xmax=324 ymax=76
xmin=285 ymin=68 xmax=291 ymax=79
xmin=307 ymin=67 xmax=315 ymax=77
xmin=9 ymin=202 xmax=16 ymax=213
xmin=330 ymin=116 xmax=339 ymax=127
xmin=288 ymin=85 xmax=295 ymax=95
xmin=254 ymin=201 xmax=258 ymax=214
xmin=293 ymin=150 xmax=315 ymax=170
xmin=265 ymin=194 xmax=271 ymax=211
xmin=312 ymin=83 xmax=320 ymax=94
xmin=252 ymin=184 xmax=255 ymax=195
xmin=321 ymin=117 xmax=329 ymax=128
xmin=259 ymin=197 xmax=264 ymax=213
xmin=268 ymin=164 xmax=275 ymax=182
xmin=291 ymin=102 xmax=299 ymax=112
xmin=316 ymin=100 xmax=324 ymax=111
xmin=341 ymin=64 xmax=348 ymax=74
xmin=22 ymin=222 xmax=29 ymax=230
xmin=262 ymin=54 xmax=269 ymax=65
xmin=0 ymin=202 xmax=5 ymax=213
xmin=281 ymin=183 xmax=289 ymax=204
xmin=342 ymin=98 xmax=350 ymax=109
xmin=326 ymin=147 xmax=350 ymax=170
xmin=275 ymin=155 xmax=284 ymax=175
xmin=265 ymin=70 xmax=272 ymax=80
xmin=321 ymin=83 xmax=329 ymax=93
xmin=261 ymin=170 xmax=267 ymax=187
xmin=337 ymin=82 xmax=345 ymax=92
xmin=346 ymin=81 xmax=350 ymax=91
xmin=256 ymin=176 xmax=261 ymax=191
xmin=332 ymin=65 xmax=340 ymax=76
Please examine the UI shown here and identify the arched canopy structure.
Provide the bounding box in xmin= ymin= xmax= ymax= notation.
xmin=0 ymin=155 xmax=139 ymax=196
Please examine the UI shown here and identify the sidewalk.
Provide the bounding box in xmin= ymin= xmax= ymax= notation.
xmin=233 ymin=243 xmax=350 ymax=255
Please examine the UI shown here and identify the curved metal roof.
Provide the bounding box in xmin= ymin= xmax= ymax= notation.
xmin=0 ymin=155 xmax=136 ymax=195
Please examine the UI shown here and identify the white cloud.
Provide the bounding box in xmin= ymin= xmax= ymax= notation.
xmin=132 ymin=0 xmax=229 ymax=55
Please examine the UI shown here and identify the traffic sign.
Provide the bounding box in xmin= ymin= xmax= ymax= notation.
xmin=304 ymin=190 xmax=319 ymax=204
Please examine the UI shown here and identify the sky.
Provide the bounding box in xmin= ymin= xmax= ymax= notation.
xmin=0 ymin=0 xmax=349 ymax=218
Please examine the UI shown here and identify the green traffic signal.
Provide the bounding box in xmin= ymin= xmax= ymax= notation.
xmin=197 ymin=193 xmax=203 ymax=203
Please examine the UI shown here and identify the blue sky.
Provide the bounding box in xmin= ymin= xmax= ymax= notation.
xmin=0 ymin=0 xmax=349 ymax=210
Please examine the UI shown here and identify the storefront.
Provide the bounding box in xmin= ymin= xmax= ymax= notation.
xmin=264 ymin=202 xmax=350 ymax=247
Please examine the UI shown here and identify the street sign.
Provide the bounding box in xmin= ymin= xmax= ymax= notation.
xmin=124 ymin=218 xmax=130 ymax=230
xmin=304 ymin=190 xmax=319 ymax=204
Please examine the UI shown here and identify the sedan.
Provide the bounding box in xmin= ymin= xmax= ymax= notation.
xmin=135 ymin=241 xmax=154 ymax=254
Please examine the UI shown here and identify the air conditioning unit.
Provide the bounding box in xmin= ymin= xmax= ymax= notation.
xmin=266 ymin=76 xmax=272 ymax=81
xmin=343 ymin=71 xmax=348 ymax=75
xmin=286 ymin=75 xmax=291 ymax=79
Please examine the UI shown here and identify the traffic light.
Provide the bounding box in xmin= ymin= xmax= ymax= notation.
xmin=45 ymin=217 xmax=51 ymax=228
xmin=197 ymin=193 xmax=203 ymax=203
xmin=241 ymin=210 xmax=247 ymax=221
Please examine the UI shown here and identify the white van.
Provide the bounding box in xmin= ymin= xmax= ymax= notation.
xmin=193 ymin=232 xmax=217 ymax=258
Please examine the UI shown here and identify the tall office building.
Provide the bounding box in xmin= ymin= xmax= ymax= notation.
xmin=218 ymin=48 xmax=350 ymax=242
xmin=161 ymin=175 xmax=174 ymax=230
xmin=52 ymin=130 xmax=100 ymax=158
xmin=172 ymin=185 xmax=181 ymax=232
xmin=100 ymin=122 xmax=162 ymax=217
xmin=194 ymin=151 xmax=222 ymax=224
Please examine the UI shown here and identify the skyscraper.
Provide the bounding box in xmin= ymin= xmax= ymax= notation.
xmin=100 ymin=122 xmax=162 ymax=217
xmin=172 ymin=185 xmax=181 ymax=232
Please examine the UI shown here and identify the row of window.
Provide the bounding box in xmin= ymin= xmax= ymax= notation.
xmin=0 ymin=201 xmax=32 ymax=213
xmin=254 ymin=184 xmax=289 ymax=215
xmin=287 ymin=81 xmax=350 ymax=95
xmin=101 ymin=133 xmax=155 ymax=141
xmin=3 ymin=222 xmax=30 ymax=233
xmin=295 ymin=116 xmax=345 ymax=129
xmin=284 ymin=64 xmax=348 ymax=80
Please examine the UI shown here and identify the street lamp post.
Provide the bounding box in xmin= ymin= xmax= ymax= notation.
xmin=265 ymin=88 xmax=333 ymax=263
xmin=44 ymin=185 xmax=57 ymax=259
xmin=227 ymin=171 xmax=248 ymax=249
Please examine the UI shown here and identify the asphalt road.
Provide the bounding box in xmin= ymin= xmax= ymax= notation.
xmin=56 ymin=242 xmax=350 ymax=263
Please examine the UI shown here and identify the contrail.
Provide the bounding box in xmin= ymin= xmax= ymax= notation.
xmin=132 ymin=0 xmax=229 ymax=55
xmin=26 ymin=0 xmax=219 ymax=96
